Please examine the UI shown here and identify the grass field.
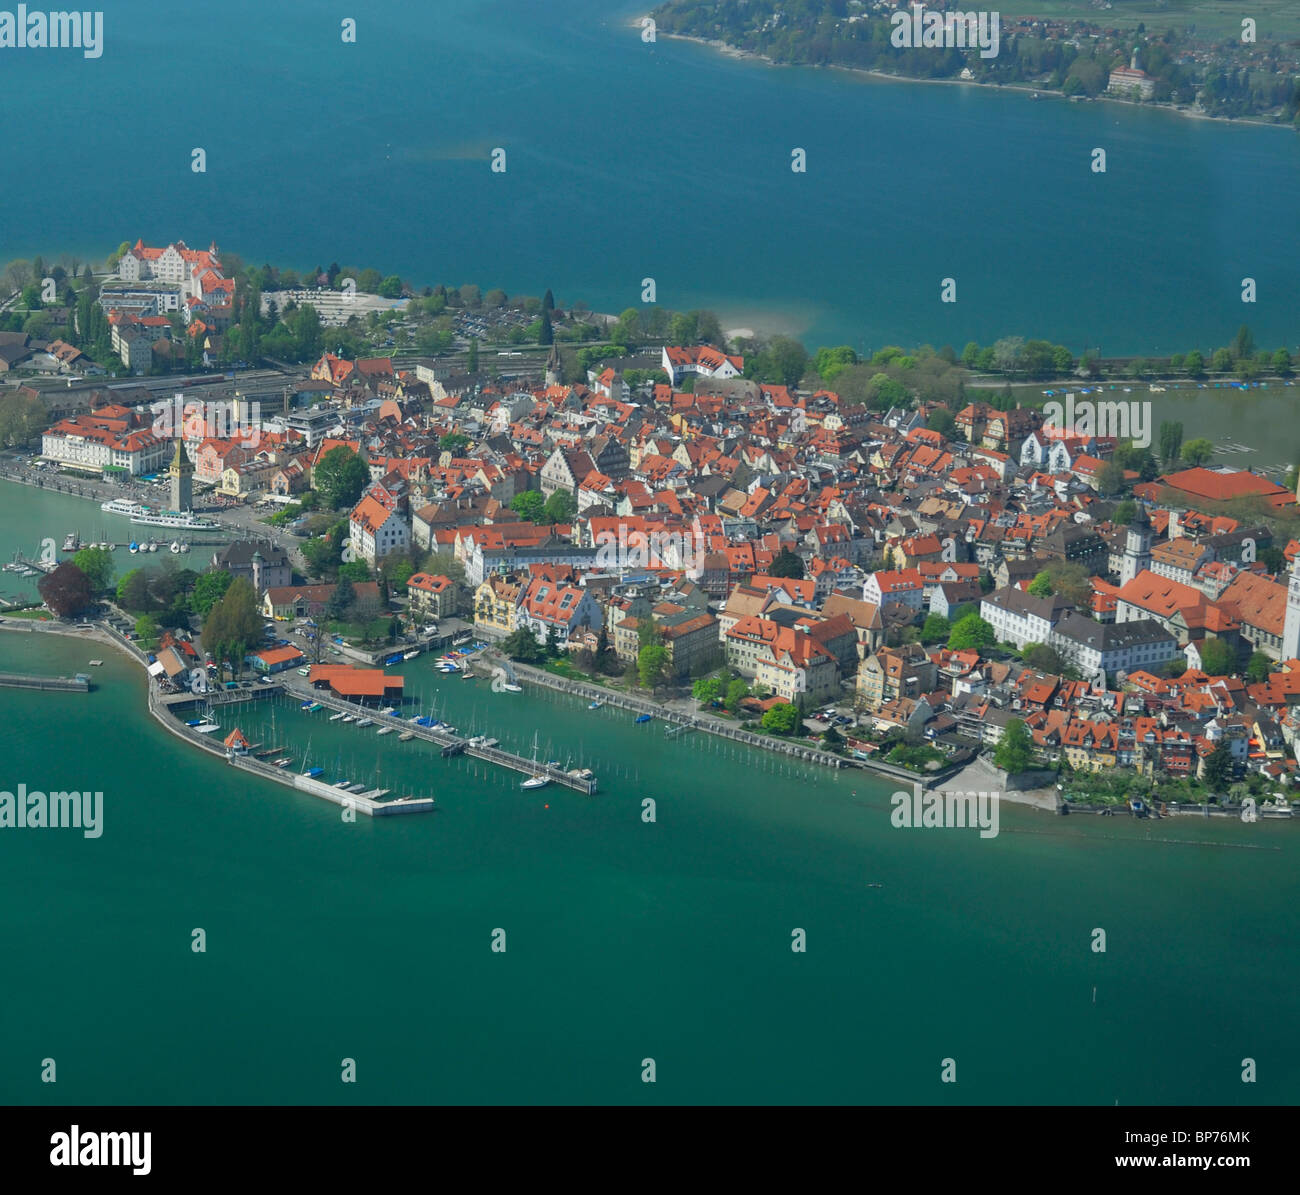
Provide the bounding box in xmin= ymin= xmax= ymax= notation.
xmin=1004 ymin=1 xmax=1300 ymax=41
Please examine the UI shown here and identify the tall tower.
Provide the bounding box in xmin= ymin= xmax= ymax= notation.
xmin=545 ymin=342 xmax=563 ymax=388
xmin=169 ymin=439 xmax=194 ymax=513
xmin=1282 ymin=555 xmax=1300 ymax=662
xmin=1120 ymin=503 xmax=1152 ymax=586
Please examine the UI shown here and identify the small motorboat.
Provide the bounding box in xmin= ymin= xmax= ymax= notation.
xmin=521 ymin=775 xmax=550 ymax=790
xmin=635 ymin=714 xmax=652 ymax=724
xmin=376 ymin=726 xmax=394 ymax=735
xmin=128 ymin=542 xmax=139 ymax=554
xmin=588 ymin=700 xmax=604 ymax=710
xmin=355 ymin=718 xmax=373 ymax=727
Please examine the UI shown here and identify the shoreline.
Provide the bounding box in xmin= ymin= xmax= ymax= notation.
xmin=653 ymin=26 xmax=1294 ymax=132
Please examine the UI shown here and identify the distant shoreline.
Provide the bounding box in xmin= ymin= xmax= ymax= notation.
xmin=649 ymin=24 xmax=1292 ymax=132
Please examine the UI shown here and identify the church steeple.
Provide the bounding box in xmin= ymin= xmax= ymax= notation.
xmin=545 ymin=342 xmax=563 ymax=387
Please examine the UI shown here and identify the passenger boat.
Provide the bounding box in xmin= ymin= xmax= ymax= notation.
xmin=99 ymin=498 xmax=219 ymax=530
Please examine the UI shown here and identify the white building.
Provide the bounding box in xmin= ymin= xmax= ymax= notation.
xmin=348 ymin=494 xmax=409 ymax=565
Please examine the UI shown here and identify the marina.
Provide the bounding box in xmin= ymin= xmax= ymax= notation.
xmin=277 ymin=677 xmax=599 ymax=795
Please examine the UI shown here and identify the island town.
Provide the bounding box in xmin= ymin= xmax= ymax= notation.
xmin=1 ymin=237 xmax=1299 ymax=820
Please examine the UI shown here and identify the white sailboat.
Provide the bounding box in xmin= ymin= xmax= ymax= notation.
xmin=520 ymin=730 xmax=549 ymax=790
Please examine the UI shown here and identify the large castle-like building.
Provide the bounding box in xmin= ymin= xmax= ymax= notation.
xmin=116 ymin=239 xmax=234 ymax=311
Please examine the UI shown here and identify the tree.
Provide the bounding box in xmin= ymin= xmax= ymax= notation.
xmin=200 ymin=576 xmax=262 ymax=675
xmin=502 ymin=627 xmax=543 ymax=663
xmin=1202 ymin=740 xmax=1232 ymax=791
xmin=542 ymin=489 xmax=575 ymax=524
xmin=993 ymin=718 xmax=1034 ymax=773
xmin=947 ymin=612 xmax=995 ymax=651
xmin=1184 ymin=350 xmax=1205 ymax=378
xmin=135 ymin=614 xmax=161 ymax=649
xmin=1181 ymin=438 xmax=1214 ymax=467
xmin=1027 ymin=571 xmax=1054 ymax=598
xmin=327 ymin=575 xmax=356 ymax=622
xmin=1095 ymin=459 xmax=1127 ymax=496
xmin=1023 ymin=643 xmax=1065 ymax=674
xmin=1158 ymin=421 xmax=1184 ymax=469
xmin=926 ymin=406 xmax=956 ymax=436
xmin=538 ymin=308 xmax=553 ymax=346
xmin=725 ymin=678 xmax=749 ymax=711
xmin=72 ymin=547 xmax=115 ymax=593
xmin=637 ymin=644 xmax=669 ymax=691
xmin=761 ymin=702 xmax=801 ymax=735
xmin=466 ymin=337 xmax=479 ymax=374
xmin=1197 ymin=637 xmax=1236 ymax=677
xmin=1272 ymin=347 xmax=1293 ymax=376
xmin=190 ymin=569 xmax=234 ymax=617
xmin=693 ymin=675 xmax=724 ymax=704
xmin=1211 ymin=347 xmax=1234 ymax=374
xmin=1113 ymin=499 xmax=1137 ymax=525
xmin=920 ymin=613 xmax=951 ymax=643
xmin=38 ymin=562 xmax=91 ymax=618
xmin=1232 ymin=324 xmax=1255 ymax=362
xmin=1245 ymin=651 xmax=1272 ymax=684
xmin=439 ymin=433 xmax=470 ymax=454
xmin=813 ymin=345 xmax=858 ymax=384
xmin=769 ymin=546 xmax=805 ymax=579
xmin=314 ymin=446 xmax=369 ymax=510
xmin=510 ymin=491 xmax=545 ymax=523
xmin=117 ymin=567 xmax=156 ymax=613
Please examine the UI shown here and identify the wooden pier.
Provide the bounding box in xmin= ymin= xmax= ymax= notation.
xmin=281 ymin=679 xmax=598 ymax=795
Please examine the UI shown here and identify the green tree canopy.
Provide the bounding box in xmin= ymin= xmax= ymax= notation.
xmin=314 ymin=446 xmax=369 ymax=511
xmin=191 ymin=569 xmax=234 ymax=618
xmin=769 ymin=546 xmax=805 ymax=579
xmin=542 ymin=489 xmax=576 ymax=524
xmin=1197 ymin=637 xmax=1237 ymax=677
xmin=71 ymin=547 xmax=115 ymax=593
xmin=510 ymin=491 xmax=545 ymax=523
xmin=993 ymin=718 xmax=1034 ymax=773
xmin=761 ymin=702 xmax=801 ymax=735
xmin=947 ymin=612 xmax=995 ymax=651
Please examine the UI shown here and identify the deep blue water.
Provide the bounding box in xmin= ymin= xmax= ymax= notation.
xmin=0 ymin=0 xmax=1296 ymax=353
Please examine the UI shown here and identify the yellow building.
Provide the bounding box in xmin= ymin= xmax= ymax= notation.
xmin=473 ymin=575 xmax=522 ymax=638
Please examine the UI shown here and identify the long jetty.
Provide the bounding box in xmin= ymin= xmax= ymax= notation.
xmin=280 ymin=677 xmax=598 ymax=795
xmin=0 ymin=670 xmax=89 ymax=692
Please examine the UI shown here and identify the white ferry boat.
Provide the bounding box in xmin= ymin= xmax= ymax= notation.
xmin=100 ymin=499 xmax=220 ymax=531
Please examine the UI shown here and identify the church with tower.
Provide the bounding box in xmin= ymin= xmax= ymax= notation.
xmin=1120 ymin=502 xmax=1153 ymax=586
